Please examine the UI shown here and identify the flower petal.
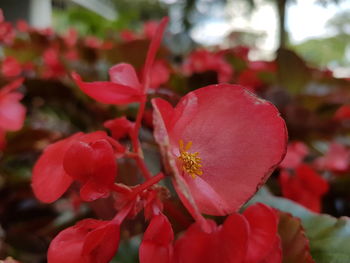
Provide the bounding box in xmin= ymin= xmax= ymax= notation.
xmin=139 ymin=214 xmax=174 ymax=263
xmin=0 ymin=92 xmax=26 ymax=131
xmin=48 ymin=219 xmax=119 ymax=263
xmin=72 ymin=72 xmax=143 ymax=105
xmin=243 ymin=203 xmax=280 ymax=263
xmin=32 ymin=134 xmax=83 ymax=203
xmin=142 ymin=17 xmax=169 ymax=88
xmin=109 ymin=63 xmax=141 ymax=89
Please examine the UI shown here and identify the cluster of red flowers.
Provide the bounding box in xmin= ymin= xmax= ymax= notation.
xmin=29 ymin=18 xmax=290 ymax=262
xmin=1 ymin=8 xmax=350 ymax=263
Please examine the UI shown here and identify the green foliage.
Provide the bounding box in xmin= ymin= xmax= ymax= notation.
xmin=251 ymin=188 xmax=350 ymax=263
xmin=53 ymin=0 xmax=167 ymax=37
xmin=291 ymin=35 xmax=350 ymax=68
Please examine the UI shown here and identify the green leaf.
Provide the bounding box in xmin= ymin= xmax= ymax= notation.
xmin=250 ymin=188 xmax=350 ymax=263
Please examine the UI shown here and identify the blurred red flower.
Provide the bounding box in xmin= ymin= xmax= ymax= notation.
xmin=315 ymin=142 xmax=350 ymax=173
xmin=182 ymin=49 xmax=233 ymax=83
xmin=279 ymin=164 xmax=329 ymax=212
xmin=280 ymin=141 xmax=309 ymax=169
xmin=1 ymin=57 xmax=22 ymax=77
xmin=0 ymin=78 xmax=26 ymax=149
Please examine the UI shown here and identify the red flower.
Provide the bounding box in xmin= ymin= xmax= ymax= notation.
xmin=48 ymin=219 xmax=120 ymax=263
xmin=139 ymin=213 xmax=174 ymax=263
xmin=143 ymin=21 xmax=160 ymax=39
xmin=119 ymin=29 xmax=138 ymax=42
xmin=148 ymin=59 xmax=170 ymax=90
xmin=237 ymin=61 xmax=276 ymax=92
xmin=279 ymin=164 xmax=329 ymax=212
xmin=72 ymin=17 xmax=169 ymax=105
xmin=0 ymin=10 xmax=15 ymax=45
xmin=152 ymin=84 xmax=287 ymax=218
xmin=63 ymin=28 xmax=78 ymax=48
xmin=32 ymin=131 xmax=123 ymax=203
xmin=280 ymin=141 xmax=309 ymax=169
xmin=314 ymin=142 xmax=350 ymax=173
xmin=104 ymin=116 xmax=135 ymax=140
xmin=334 ymin=105 xmax=350 ymax=120
xmin=42 ymin=47 xmax=66 ymax=78
xmin=0 ymin=78 xmax=26 ymax=132
xmin=1 ymin=57 xmax=22 ymax=77
xmin=173 ymin=203 xmax=281 ymax=263
xmin=16 ymin=20 xmax=29 ymax=33
xmin=182 ymin=49 xmax=233 ymax=83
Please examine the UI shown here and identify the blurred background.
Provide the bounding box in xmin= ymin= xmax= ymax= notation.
xmin=1 ymin=0 xmax=350 ymax=75
xmin=1 ymin=0 xmax=350 ymax=262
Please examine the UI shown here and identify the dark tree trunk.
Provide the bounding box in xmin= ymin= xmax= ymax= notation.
xmin=276 ymin=0 xmax=287 ymax=49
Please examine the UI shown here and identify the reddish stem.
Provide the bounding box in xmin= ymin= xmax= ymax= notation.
xmin=129 ymin=172 xmax=164 ymax=199
xmin=111 ymin=183 xmax=132 ymax=195
xmin=130 ymin=94 xmax=153 ymax=180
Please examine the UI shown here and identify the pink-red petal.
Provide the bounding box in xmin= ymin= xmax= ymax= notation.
xmin=48 ymin=219 xmax=119 ymax=263
xmin=72 ymin=72 xmax=143 ymax=105
xmin=109 ymin=63 xmax=141 ymax=90
xmin=139 ymin=214 xmax=174 ymax=263
xmin=32 ymin=133 xmax=83 ymax=203
xmin=142 ymin=17 xmax=169 ymax=88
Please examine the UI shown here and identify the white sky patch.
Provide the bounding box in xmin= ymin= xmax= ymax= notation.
xmin=287 ymin=0 xmax=350 ymax=44
xmin=191 ymin=19 xmax=231 ymax=45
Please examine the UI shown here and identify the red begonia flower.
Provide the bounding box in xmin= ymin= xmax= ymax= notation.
xmin=84 ymin=36 xmax=103 ymax=49
xmin=182 ymin=49 xmax=233 ymax=83
xmin=48 ymin=219 xmax=120 ymax=263
xmin=237 ymin=61 xmax=276 ymax=92
xmin=63 ymin=28 xmax=78 ymax=48
xmin=152 ymin=84 xmax=287 ymax=217
xmin=173 ymin=203 xmax=281 ymax=263
xmin=0 ymin=78 xmax=26 ymax=132
xmin=104 ymin=116 xmax=135 ymax=140
xmin=334 ymin=105 xmax=350 ymax=120
xmin=279 ymin=164 xmax=329 ymax=212
xmin=0 ymin=10 xmax=14 ymax=45
xmin=42 ymin=47 xmax=66 ymax=78
xmin=63 ymin=139 xmax=117 ymax=201
xmin=32 ymin=131 xmax=122 ymax=203
xmin=148 ymin=59 xmax=170 ymax=90
xmin=1 ymin=57 xmax=22 ymax=77
xmin=119 ymin=29 xmax=138 ymax=42
xmin=143 ymin=21 xmax=159 ymax=39
xmin=72 ymin=17 xmax=168 ymax=105
xmin=139 ymin=213 xmax=174 ymax=263
xmin=314 ymin=142 xmax=350 ymax=173
xmin=16 ymin=19 xmax=29 ymax=32
xmin=280 ymin=141 xmax=309 ymax=169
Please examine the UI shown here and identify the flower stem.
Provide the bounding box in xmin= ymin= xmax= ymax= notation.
xmin=131 ymin=95 xmax=152 ymax=180
xmin=129 ymin=172 xmax=164 ymax=199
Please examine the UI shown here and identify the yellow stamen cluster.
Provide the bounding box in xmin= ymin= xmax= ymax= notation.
xmin=178 ymin=140 xmax=203 ymax=179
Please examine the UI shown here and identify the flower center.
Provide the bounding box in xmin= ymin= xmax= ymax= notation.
xmin=178 ymin=139 xmax=203 ymax=179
